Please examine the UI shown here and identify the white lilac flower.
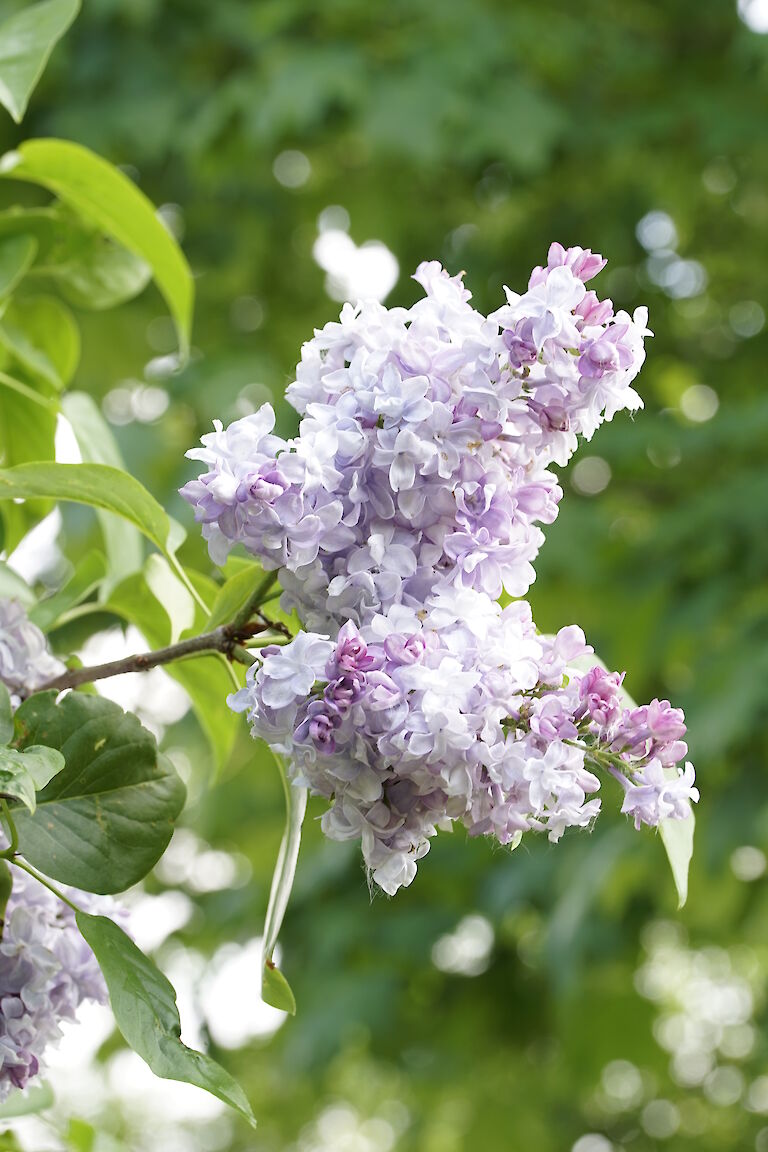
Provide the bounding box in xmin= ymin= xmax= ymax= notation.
xmin=181 ymin=245 xmax=651 ymax=631
xmin=0 ymin=867 xmax=112 ymax=1101
xmin=0 ymin=599 xmax=65 ymax=704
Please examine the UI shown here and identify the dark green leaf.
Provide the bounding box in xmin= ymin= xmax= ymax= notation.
xmin=75 ymin=911 xmax=257 ymax=1127
xmin=0 ymin=859 xmax=12 ymax=932
xmin=0 ymin=0 xmax=80 ymax=123
xmin=0 ymin=139 xmax=193 ymax=352
xmin=12 ymin=691 xmax=185 ymax=892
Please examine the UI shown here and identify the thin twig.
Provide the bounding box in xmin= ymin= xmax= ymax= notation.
xmin=36 ymin=626 xmax=254 ymax=694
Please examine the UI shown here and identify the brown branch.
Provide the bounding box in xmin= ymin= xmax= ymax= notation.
xmin=37 ymin=626 xmax=253 ymax=694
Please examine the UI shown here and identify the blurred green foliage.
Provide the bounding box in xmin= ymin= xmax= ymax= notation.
xmin=3 ymin=0 xmax=768 ymax=1148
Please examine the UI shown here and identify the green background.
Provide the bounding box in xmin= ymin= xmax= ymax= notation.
xmin=3 ymin=1 xmax=768 ymax=1148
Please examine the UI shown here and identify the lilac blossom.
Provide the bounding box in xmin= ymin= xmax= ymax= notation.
xmin=181 ymin=245 xmax=651 ymax=631
xmin=0 ymin=867 xmax=112 ymax=1101
xmin=230 ymin=602 xmax=697 ymax=895
xmin=185 ymin=241 xmax=697 ymax=893
xmin=0 ymin=599 xmax=65 ymax=705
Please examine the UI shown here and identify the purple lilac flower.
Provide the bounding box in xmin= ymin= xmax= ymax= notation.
xmin=0 ymin=867 xmax=114 ymax=1101
xmin=0 ymin=599 xmax=65 ymax=704
xmin=181 ymin=247 xmax=652 ymax=631
xmin=231 ymin=596 xmax=697 ymax=895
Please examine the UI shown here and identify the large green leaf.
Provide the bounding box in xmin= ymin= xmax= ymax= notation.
xmin=61 ymin=393 xmax=143 ymax=590
xmin=75 ymin=911 xmax=256 ymax=1127
xmin=11 ymin=691 xmax=185 ymax=893
xmin=44 ymin=226 xmax=151 ymax=311
xmin=0 ymin=744 xmax=64 ymax=812
xmin=0 ymin=139 xmax=193 ymax=352
xmin=261 ymin=752 xmax=306 ymax=1015
xmin=0 ymin=389 xmax=57 ymax=551
xmin=0 ymin=294 xmax=80 ymax=390
xmin=0 ymin=0 xmax=80 ymax=124
xmin=0 ymin=461 xmax=173 ymax=556
xmin=0 ymin=233 xmax=37 ymax=297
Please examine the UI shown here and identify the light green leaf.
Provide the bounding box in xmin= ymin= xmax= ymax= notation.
xmin=0 ymin=233 xmax=37 ymax=296
xmin=0 ymin=560 xmax=33 ymax=605
xmin=0 ymin=1078 xmax=54 ymax=1118
xmin=261 ymin=752 xmax=306 ymax=1015
xmin=0 ymin=139 xmax=193 ymax=353
xmin=0 ymin=0 xmax=80 ymax=123
xmin=205 ymin=562 xmax=268 ymax=630
xmin=0 ymin=293 xmax=80 ymax=389
xmin=28 ymin=550 xmax=106 ymax=631
xmin=0 ymin=744 xmax=64 ymax=812
xmin=145 ymin=555 xmax=195 ymax=644
xmin=107 ymin=570 xmax=238 ymax=770
xmin=75 ymin=912 xmax=257 ymax=1127
xmin=0 ymin=461 xmax=174 ymax=558
xmin=659 ymin=810 xmax=695 ymax=909
xmin=11 ymin=691 xmax=185 ymax=893
xmin=46 ymin=228 xmax=151 ymax=311
xmin=0 ymin=682 xmax=12 ymax=745
xmin=61 ymin=393 xmax=144 ymax=590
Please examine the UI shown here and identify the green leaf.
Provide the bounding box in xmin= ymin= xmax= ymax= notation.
xmin=0 ymin=294 xmax=80 ymax=390
xmin=0 ymin=139 xmax=193 ymax=353
xmin=0 ymin=561 xmax=33 ymax=605
xmin=75 ymin=911 xmax=257 ymax=1127
xmin=0 ymin=0 xmax=80 ymax=124
xmin=261 ymin=752 xmax=306 ymax=1015
xmin=28 ymin=550 xmax=106 ymax=631
xmin=46 ymin=229 xmax=151 ymax=311
xmin=205 ymin=562 xmax=268 ymax=630
xmin=61 ymin=393 xmax=144 ymax=590
xmin=0 ymin=858 xmax=12 ymax=932
xmin=11 ymin=691 xmax=185 ymax=893
xmin=0 ymin=744 xmax=64 ymax=810
xmin=145 ymin=554 xmax=195 ymax=644
xmin=107 ymin=569 xmax=238 ymax=770
xmin=0 ymin=682 xmax=12 ymax=745
xmin=0 ymin=1079 xmax=53 ymax=1118
xmin=0 ymin=234 xmax=37 ymax=297
xmin=659 ymin=810 xmax=695 ymax=910
xmin=0 ymin=461 xmax=175 ymax=558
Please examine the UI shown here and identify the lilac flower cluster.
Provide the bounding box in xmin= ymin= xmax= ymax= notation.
xmin=0 ymin=599 xmax=64 ymax=706
xmin=0 ymin=867 xmax=109 ymax=1100
xmin=181 ymin=245 xmax=651 ymax=631
xmin=230 ymin=591 xmax=698 ymax=894
xmin=185 ymin=245 xmax=697 ymax=892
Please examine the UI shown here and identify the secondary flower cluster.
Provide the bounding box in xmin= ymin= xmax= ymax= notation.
xmin=230 ymin=592 xmax=698 ymax=894
xmin=181 ymin=245 xmax=650 ymax=632
xmin=184 ymin=244 xmax=698 ymax=892
xmin=0 ymin=867 xmax=108 ymax=1101
xmin=0 ymin=599 xmax=65 ymax=706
